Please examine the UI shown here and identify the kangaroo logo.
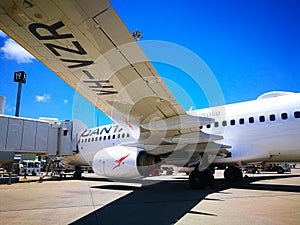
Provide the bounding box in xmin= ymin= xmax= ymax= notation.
xmin=112 ymin=154 xmax=130 ymax=170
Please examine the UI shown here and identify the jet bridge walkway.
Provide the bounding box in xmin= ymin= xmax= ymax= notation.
xmin=0 ymin=114 xmax=86 ymax=162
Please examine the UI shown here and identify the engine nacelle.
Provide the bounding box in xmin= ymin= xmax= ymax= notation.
xmin=92 ymin=146 xmax=160 ymax=179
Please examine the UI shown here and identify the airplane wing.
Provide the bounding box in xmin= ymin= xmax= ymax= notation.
xmin=0 ymin=0 xmax=221 ymax=152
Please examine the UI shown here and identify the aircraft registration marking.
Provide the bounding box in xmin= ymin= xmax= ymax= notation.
xmin=28 ymin=21 xmax=118 ymax=95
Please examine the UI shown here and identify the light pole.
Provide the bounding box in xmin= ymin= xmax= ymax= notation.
xmin=13 ymin=71 xmax=26 ymax=117
xmin=9 ymin=71 xmax=27 ymax=184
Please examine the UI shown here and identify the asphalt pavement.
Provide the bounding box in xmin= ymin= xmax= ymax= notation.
xmin=0 ymin=169 xmax=299 ymax=225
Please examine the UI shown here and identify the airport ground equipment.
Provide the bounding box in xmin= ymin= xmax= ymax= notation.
xmin=0 ymin=115 xmax=87 ymax=162
xmin=44 ymin=156 xmax=76 ymax=178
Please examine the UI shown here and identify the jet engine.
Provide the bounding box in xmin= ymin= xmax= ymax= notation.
xmin=92 ymin=146 xmax=161 ymax=179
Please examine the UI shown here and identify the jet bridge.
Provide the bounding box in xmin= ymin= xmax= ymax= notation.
xmin=0 ymin=115 xmax=86 ymax=162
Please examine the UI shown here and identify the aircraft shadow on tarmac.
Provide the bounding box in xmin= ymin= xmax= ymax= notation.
xmin=70 ymin=173 xmax=300 ymax=225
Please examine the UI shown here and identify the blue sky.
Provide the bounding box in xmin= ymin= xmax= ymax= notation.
xmin=1 ymin=0 xmax=300 ymax=127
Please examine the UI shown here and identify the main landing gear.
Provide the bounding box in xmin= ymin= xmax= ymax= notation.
xmin=188 ymin=162 xmax=214 ymax=189
xmin=224 ymin=166 xmax=243 ymax=182
xmin=189 ymin=168 xmax=214 ymax=189
xmin=189 ymin=165 xmax=243 ymax=189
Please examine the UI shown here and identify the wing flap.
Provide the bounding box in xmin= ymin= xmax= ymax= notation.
xmin=94 ymin=7 xmax=134 ymax=47
xmin=141 ymin=114 xmax=214 ymax=131
xmin=163 ymin=132 xmax=223 ymax=144
xmin=56 ymin=0 xmax=111 ymax=24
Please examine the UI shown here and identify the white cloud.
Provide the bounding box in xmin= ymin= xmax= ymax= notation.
xmin=1 ymin=38 xmax=35 ymax=63
xmin=63 ymin=99 xmax=68 ymax=104
xmin=36 ymin=94 xmax=51 ymax=103
xmin=0 ymin=30 xmax=7 ymax=38
xmin=5 ymin=105 xmax=15 ymax=113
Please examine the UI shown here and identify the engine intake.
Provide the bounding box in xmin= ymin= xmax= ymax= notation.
xmin=92 ymin=146 xmax=161 ymax=179
xmin=137 ymin=151 xmax=161 ymax=176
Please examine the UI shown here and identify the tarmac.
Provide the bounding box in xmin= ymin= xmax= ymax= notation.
xmin=0 ymin=169 xmax=300 ymax=225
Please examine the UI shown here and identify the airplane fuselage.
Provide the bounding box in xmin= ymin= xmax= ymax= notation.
xmin=192 ymin=92 xmax=300 ymax=163
xmin=64 ymin=92 xmax=300 ymax=168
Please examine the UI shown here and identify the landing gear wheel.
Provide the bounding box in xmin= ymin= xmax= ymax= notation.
xmin=189 ymin=169 xmax=214 ymax=189
xmin=224 ymin=166 xmax=243 ymax=182
xmin=74 ymin=166 xmax=82 ymax=179
xmin=277 ymin=167 xmax=284 ymax=174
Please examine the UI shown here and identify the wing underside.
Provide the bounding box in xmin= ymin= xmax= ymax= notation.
xmin=0 ymin=0 xmax=185 ymax=126
xmin=0 ymin=0 xmax=227 ymax=158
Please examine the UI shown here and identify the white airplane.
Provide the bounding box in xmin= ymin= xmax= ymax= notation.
xmin=62 ymin=91 xmax=300 ymax=188
xmin=1 ymin=1 xmax=299 ymax=189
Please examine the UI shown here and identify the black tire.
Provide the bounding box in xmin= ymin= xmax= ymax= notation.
xmin=277 ymin=167 xmax=284 ymax=174
xmin=224 ymin=166 xmax=243 ymax=182
xmin=74 ymin=166 xmax=82 ymax=179
xmin=166 ymin=171 xmax=173 ymax=175
xmin=74 ymin=171 xmax=82 ymax=179
xmin=189 ymin=169 xmax=214 ymax=189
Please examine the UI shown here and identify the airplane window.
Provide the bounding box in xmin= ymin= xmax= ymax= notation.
xmin=122 ymin=133 xmax=125 ymax=138
xmin=239 ymin=118 xmax=245 ymax=125
xmin=99 ymin=136 xmax=102 ymax=141
xmin=118 ymin=134 xmax=121 ymax=139
xmin=269 ymin=114 xmax=276 ymax=121
xmin=206 ymin=124 xmax=211 ymax=129
xmin=88 ymin=138 xmax=91 ymax=142
xmin=108 ymin=135 xmax=111 ymax=140
xmin=85 ymin=139 xmax=87 ymax=143
xmin=294 ymin=111 xmax=300 ymax=118
xmin=95 ymin=137 xmax=98 ymax=141
xmin=103 ymin=136 xmax=106 ymax=141
xmin=281 ymin=113 xmax=288 ymax=120
xmin=112 ymin=134 xmax=116 ymax=139
xmin=230 ymin=119 xmax=235 ymax=126
xmin=214 ymin=122 xmax=219 ymax=127
xmin=127 ymin=133 xmax=130 ymax=137
xmin=249 ymin=117 xmax=254 ymax=123
xmin=91 ymin=138 xmax=94 ymax=142
xmin=222 ymin=120 xmax=227 ymax=127
xmin=259 ymin=116 xmax=265 ymax=122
